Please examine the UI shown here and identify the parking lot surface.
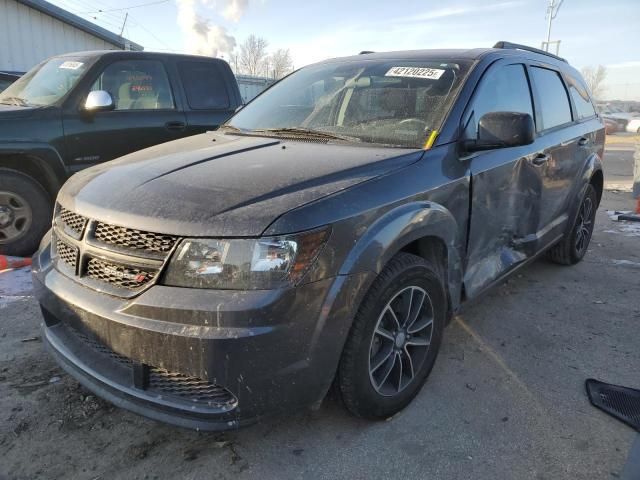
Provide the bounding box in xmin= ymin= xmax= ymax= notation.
xmin=1 ymin=148 xmax=639 ymax=480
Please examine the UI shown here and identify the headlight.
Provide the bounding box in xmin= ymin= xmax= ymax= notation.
xmin=163 ymin=227 xmax=330 ymax=289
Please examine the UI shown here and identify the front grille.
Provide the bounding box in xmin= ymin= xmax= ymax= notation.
xmin=71 ymin=326 xmax=133 ymax=366
xmin=149 ymin=368 xmax=236 ymax=406
xmin=59 ymin=207 xmax=87 ymax=239
xmin=86 ymin=258 xmax=156 ymax=290
xmin=94 ymin=222 xmax=178 ymax=255
xmin=70 ymin=325 xmax=236 ymax=408
xmin=56 ymin=239 xmax=78 ymax=269
xmin=52 ymin=206 xmax=178 ymax=295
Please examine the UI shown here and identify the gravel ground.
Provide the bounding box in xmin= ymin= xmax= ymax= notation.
xmin=1 ymin=155 xmax=639 ymax=479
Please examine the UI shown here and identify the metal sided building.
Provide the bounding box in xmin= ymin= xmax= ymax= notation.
xmin=0 ymin=0 xmax=142 ymax=73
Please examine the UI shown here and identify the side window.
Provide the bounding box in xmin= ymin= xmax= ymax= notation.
xmin=468 ymin=64 xmax=533 ymax=136
xmin=530 ymin=67 xmax=572 ymax=130
xmin=90 ymin=60 xmax=174 ymax=111
xmin=179 ymin=62 xmax=230 ymax=110
xmin=567 ymin=77 xmax=596 ymax=120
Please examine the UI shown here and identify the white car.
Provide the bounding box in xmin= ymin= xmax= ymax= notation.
xmin=626 ymin=118 xmax=640 ymax=133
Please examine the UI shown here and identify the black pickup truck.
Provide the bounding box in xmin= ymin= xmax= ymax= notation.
xmin=0 ymin=51 xmax=242 ymax=256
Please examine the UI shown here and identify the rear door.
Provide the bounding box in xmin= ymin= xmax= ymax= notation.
xmin=177 ymin=60 xmax=237 ymax=135
xmin=526 ymin=65 xmax=583 ymax=248
xmin=63 ymin=58 xmax=187 ymax=170
xmin=463 ymin=61 xmax=544 ymax=298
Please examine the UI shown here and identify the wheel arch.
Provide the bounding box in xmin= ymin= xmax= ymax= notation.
xmin=0 ymin=146 xmax=67 ymax=200
xmin=338 ymin=201 xmax=464 ymax=315
xmin=589 ymin=168 xmax=604 ymax=207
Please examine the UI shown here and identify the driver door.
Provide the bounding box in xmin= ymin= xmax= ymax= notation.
xmin=463 ymin=62 xmax=545 ymax=298
xmin=62 ymin=59 xmax=187 ymax=171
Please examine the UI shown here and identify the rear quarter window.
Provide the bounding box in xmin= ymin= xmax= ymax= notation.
xmin=567 ymin=76 xmax=596 ymax=120
xmin=179 ymin=61 xmax=230 ymax=110
xmin=530 ymin=67 xmax=572 ymax=131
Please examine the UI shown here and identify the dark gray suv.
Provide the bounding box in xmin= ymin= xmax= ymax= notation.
xmin=32 ymin=42 xmax=605 ymax=430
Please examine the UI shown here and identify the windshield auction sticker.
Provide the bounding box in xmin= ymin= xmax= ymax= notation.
xmin=59 ymin=61 xmax=84 ymax=70
xmin=385 ymin=66 xmax=445 ymax=80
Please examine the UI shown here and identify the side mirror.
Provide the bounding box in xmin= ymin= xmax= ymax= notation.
xmin=466 ymin=112 xmax=535 ymax=152
xmin=84 ymin=90 xmax=114 ymax=112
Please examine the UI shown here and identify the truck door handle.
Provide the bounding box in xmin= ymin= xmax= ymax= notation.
xmin=578 ymin=137 xmax=590 ymax=147
xmin=530 ymin=153 xmax=550 ymax=166
xmin=165 ymin=121 xmax=186 ymax=131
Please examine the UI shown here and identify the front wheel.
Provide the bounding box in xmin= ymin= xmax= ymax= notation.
xmin=547 ymin=184 xmax=598 ymax=265
xmin=0 ymin=169 xmax=52 ymax=257
xmin=337 ymin=253 xmax=446 ymax=419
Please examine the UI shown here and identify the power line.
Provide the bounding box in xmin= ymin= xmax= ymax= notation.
xmin=78 ymin=0 xmax=170 ymax=15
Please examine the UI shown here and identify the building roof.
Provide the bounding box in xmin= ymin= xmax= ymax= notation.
xmin=16 ymin=0 xmax=143 ymax=51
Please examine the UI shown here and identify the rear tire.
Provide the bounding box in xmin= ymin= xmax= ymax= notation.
xmin=547 ymin=184 xmax=597 ymax=266
xmin=0 ymin=169 xmax=52 ymax=257
xmin=337 ymin=253 xmax=446 ymax=419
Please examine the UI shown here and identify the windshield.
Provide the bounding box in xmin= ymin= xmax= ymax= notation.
xmin=0 ymin=57 xmax=90 ymax=107
xmin=229 ymin=59 xmax=471 ymax=148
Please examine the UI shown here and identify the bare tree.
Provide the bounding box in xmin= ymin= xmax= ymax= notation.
xmin=239 ymin=35 xmax=269 ymax=76
xmin=581 ymin=65 xmax=607 ymax=100
xmin=270 ymin=48 xmax=293 ymax=79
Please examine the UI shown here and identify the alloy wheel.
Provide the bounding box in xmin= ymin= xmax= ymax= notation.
xmin=368 ymin=286 xmax=434 ymax=396
xmin=575 ymin=195 xmax=594 ymax=255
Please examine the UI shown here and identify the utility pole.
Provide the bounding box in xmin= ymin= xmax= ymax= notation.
xmin=119 ymin=12 xmax=128 ymax=38
xmin=543 ymin=0 xmax=564 ymax=52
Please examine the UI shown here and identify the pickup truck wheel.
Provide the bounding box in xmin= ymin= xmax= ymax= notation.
xmin=337 ymin=252 xmax=445 ymax=419
xmin=0 ymin=169 xmax=52 ymax=257
xmin=547 ymin=184 xmax=597 ymax=265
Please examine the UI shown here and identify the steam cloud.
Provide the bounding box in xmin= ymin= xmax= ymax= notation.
xmin=177 ymin=0 xmax=247 ymax=58
xmin=222 ymin=0 xmax=248 ymax=22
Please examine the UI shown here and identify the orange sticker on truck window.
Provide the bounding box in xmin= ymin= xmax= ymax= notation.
xmin=385 ymin=66 xmax=445 ymax=80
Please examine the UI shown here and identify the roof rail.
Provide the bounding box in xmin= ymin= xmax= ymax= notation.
xmin=493 ymin=41 xmax=567 ymax=63
xmin=359 ymin=51 xmax=375 ymax=55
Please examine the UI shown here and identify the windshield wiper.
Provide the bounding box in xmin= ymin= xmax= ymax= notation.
xmin=218 ymin=124 xmax=243 ymax=133
xmin=252 ymin=127 xmax=361 ymax=142
xmin=0 ymin=96 xmax=30 ymax=107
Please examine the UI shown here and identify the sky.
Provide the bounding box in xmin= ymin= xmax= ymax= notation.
xmin=49 ymin=0 xmax=640 ymax=100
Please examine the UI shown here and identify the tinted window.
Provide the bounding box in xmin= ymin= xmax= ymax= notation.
xmin=91 ymin=60 xmax=174 ymax=111
xmin=567 ymin=77 xmax=596 ymax=119
xmin=469 ymin=64 xmax=533 ymax=136
xmin=530 ymin=67 xmax=572 ymax=130
xmin=179 ymin=62 xmax=230 ymax=110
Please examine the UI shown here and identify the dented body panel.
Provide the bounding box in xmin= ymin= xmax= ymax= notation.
xmin=33 ymin=47 xmax=605 ymax=430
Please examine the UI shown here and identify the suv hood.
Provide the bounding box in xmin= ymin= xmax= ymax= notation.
xmin=59 ymin=132 xmax=423 ymax=237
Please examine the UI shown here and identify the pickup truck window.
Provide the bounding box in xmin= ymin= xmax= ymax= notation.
xmin=467 ymin=64 xmax=533 ymax=136
xmin=228 ymin=60 xmax=471 ymax=148
xmin=0 ymin=56 xmax=89 ymax=107
xmin=90 ymin=60 xmax=175 ymax=111
xmin=530 ymin=67 xmax=572 ymax=130
xmin=179 ymin=61 xmax=230 ymax=110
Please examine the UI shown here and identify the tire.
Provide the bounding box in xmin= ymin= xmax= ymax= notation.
xmin=337 ymin=252 xmax=446 ymax=419
xmin=0 ymin=169 xmax=52 ymax=257
xmin=547 ymin=184 xmax=597 ymax=266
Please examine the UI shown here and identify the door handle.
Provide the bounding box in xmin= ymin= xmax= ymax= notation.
xmin=530 ymin=153 xmax=550 ymax=166
xmin=165 ymin=121 xmax=186 ymax=131
xmin=578 ymin=137 xmax=590 ymax=147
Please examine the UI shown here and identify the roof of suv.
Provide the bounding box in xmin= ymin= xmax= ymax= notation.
xmin=319 ymin=45 xmax=571 ymax=70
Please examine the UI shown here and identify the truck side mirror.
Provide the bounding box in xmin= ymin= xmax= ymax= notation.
xmin=84 ymin=90 xmax=115 ymax=112
xmin=466 ymin=112 xmax=535 ymax=152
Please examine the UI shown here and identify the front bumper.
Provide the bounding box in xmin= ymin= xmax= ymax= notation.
xmin=32 ymin=240 xmax=367 ymax=430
